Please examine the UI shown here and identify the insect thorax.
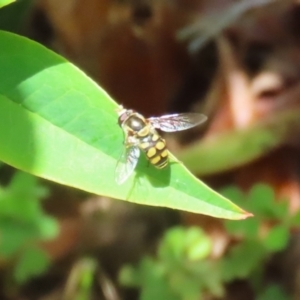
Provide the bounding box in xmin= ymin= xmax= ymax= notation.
xmin=123 ymin=114 xmax=150 ymax=137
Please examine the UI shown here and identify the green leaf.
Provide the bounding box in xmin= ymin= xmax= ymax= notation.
xmin=0 ymin=0 xmax=15 ymax=9
xmin=132 ymin=258 xmax=177 ymax=300
xmin=222 ymin=184 xmax=289 ymax=221
xmin=0 ymin=31 xmax=250 ymax=219
xmin=222 ymin=241 xmax=265 ymax=281
xmin=0 ymin=0 xmax=32 ymax=33
xmin=178 ymin=110 xmax=300 ymax=176
xmin=0 ymin=219 xmax=37 ymax=256
xmin=248 ymin=184 xmax=288 ymax=219
xmin=0 ymin=171 xmax=58 ymax=256
xmin=119 ymin=264 xmax=141 ymax=287
xmin=184 ymin=227 xmax=211 ymax=261
xmin=264 ymin=226 xmax=289 ymax=252
xmin=169 ymin=271 xmax=200 ymax=300
xmin=291 ymin=210 xmax=300 ymax=226
xmin=141 ymin=271 xmax=177 ymax=300
xmin=225 ymin=218 xmax=259 ymax=238
xmin=257 ymin=284 xmax=291 ymax=300
xmin=38 ymin=215 xmax=59 ymax=240
xmin=3 ymin=172 xmax=48 ymax=223
xmin=159 ymin=227 xmax=187 ymax=262
xmin=14 ymin=246 xmax=50 ymax=283
xmin=221 ymin=186 xmax=245 ymax=207
xmin=158 ymin=227 xmax=211 ymax=263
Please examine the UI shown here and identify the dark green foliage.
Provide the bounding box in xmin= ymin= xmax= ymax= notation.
xmin=0 ymin=167 xmax=58 ymax=283
xmin=120 ymin=227 xmax=223 ymax=300
xmin=120 ymin=184 xmax=294 ymax=300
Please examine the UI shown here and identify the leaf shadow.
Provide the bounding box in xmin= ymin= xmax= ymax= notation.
xmin=135 ymin=156 xmax=171 ymax=188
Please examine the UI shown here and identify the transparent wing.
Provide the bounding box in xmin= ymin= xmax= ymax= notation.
xmin=148 ymin=113 xmax=207 ymax=132
xmin=115 ymin=146 xmax=140 ymax=185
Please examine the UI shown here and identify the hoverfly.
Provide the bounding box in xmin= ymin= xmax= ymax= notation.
xmin=115 ymin=106 xmax=207 ymax=184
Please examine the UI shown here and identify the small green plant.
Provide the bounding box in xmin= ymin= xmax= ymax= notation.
xmin=222 ymin=184 xmax=299 ymax=286
xmin=120 ymin=184 xmax=295 ymax=299
xmin=257 ymin=284 xmax=290 ymax=300
xmin=120 ymin=226 xmax=223 ymax=300
xmin=0 ymin=166 xmax=59 ymax=283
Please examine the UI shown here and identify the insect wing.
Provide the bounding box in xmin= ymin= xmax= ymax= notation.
xmin=148 ymin=113 xmax=207 ymax=132
xmin=115 ymin=146 xmax=140 ymax=184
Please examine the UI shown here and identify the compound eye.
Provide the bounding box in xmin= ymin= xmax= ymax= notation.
xmin=128 ymin=116 xmax=144 ymax=131
xmin=118 ymin=110 xmax=133 ymax=125
xmin=118 ymin=113 xmax=127 ymax=125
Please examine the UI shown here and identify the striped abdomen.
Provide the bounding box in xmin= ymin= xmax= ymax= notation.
xmin=138 ymin=132 xmax=168 ymax=169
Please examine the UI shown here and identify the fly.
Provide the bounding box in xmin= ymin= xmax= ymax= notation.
xmin=115 ymin=106 xmax=207 ymax=184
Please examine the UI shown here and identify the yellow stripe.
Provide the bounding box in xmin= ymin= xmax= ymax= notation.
xmin=140 ymin=142 xmax=150 ymax=149
xmin=147 ymin=147 xmax=156 ymax=158
xmin=161 ymin=149 xmax=168 ymax=157
xmin=152 ymin=135 xmax=159 ymax=141
xmin=156 ymin=141 xmax=165 ymax=150
xmin=138 ymin=127 xmax=149 ymax=137
xmin=150 ymin=156 xmax=161 ymax=165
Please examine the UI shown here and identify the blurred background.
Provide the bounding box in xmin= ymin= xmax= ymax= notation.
xmin=1 ymin=0 xmax=300 ymax=299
